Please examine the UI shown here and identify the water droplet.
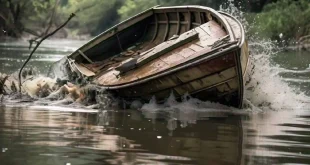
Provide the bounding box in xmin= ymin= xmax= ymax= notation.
xmin=157 ymin=136 xmax=162 ymax=139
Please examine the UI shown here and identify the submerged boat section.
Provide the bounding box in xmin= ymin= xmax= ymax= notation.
xmin=62 ymin=6 xmax=249 ymax=108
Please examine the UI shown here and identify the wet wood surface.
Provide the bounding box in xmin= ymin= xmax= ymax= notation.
xmin=95 ymin=20 xmax=227 ymax=86
xmin=68 ymin=7 xmax=249 ymax=107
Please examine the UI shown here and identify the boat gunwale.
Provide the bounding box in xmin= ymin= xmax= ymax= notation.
xmin=100 ymin=43 xmax=240 ymax=89
xmin=153 ymin=6 xmax=235 ymax=42
xmin=68 ymin=6 xmax=157 ymax=59
xmin=219 ymin=11 xmax=248 ymax=79
xmin=67 ymin=5 xmax=236 ymax=60
xmin=218 ymin=11 xmax=245 ymax=48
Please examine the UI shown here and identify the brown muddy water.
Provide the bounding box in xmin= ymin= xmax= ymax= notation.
xmin=0 ymin=39 xmax=310 ymax=165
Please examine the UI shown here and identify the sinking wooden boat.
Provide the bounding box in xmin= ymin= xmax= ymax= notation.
xmin=64 ymin=6 xmax=249 ymax=108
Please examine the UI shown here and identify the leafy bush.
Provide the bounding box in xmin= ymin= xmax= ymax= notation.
xmin=254 ymin=0 xmax=310 ymax=42
xmin=60 ymin=0 xmax=123 ymax=36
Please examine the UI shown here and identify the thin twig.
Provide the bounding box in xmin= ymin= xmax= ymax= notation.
xmin=18 ymin=13 xmax=76 ymax=94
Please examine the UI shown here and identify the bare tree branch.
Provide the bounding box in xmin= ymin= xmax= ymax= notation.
xmin=18 ymin=13 xmax=76 ymax=94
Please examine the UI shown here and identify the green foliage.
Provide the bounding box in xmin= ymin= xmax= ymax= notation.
xmin=0 ymin=0 xmax=59 ymax=37
xmin=2 ymin=0 xmax=309 ymax=41
xmin=23 ymin=0 xmax=58 ymax=26
xmin=254 ymin=0 xmax=310 ymax=42
xmin=118 ymin=0 xmax=157 ymax=20
xmin=59 ymin=0 xmax=123 ymax=36
xmin=117 ymin=0 xmax=226 ymax=21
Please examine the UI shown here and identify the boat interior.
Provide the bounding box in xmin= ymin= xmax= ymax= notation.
xmin=70 ymin=7 xmax=239 ymax=86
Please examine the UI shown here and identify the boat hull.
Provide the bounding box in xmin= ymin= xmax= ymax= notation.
xmin=111 ymin=41 xmax=248 ymax=108
xmin=61 ymin=6 xmax=250 ymax=108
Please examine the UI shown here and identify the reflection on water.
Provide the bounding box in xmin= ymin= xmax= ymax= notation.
xmin=244 ymin=109 xmax=310 ymax=165
xmin=0 ymin=40 xmax=310 ymax=164
xmin=0 ymin=40 xmax=86 ymax=74
xmin=2 ymin=106 xmax=310 ymax=164
xmin=0 ymin=106 xmax=244 ymax=165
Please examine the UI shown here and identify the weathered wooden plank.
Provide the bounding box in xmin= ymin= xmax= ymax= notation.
xmin=175 ymin=67 xmax=206 ymax=83
xmin=189 ymin=43 xmax=204 ymax=52
xmin=136 ymin=30 xmax=198 ymax=67
xmin=176 ymin=12 xmax=180 ymax=35
xmin=94 ymin=12 xmax=230 ymax=86
xmin=167 ymin=24 xmax=178 ymax=39
xmin=159 ymin=52 xmax=185 ymax=65
xmin=70 ymin=9 xmax=154 ymax=59
xmin=227 ymin=78 xmax=238 ymax=89
xmin=240 ymin=41 xmax=249 ymax=76
xmin=116 ymin=73 xmax=181 ymax=97
xmin=151 ymin=14 xmax=158 ymax=42
xmin=174 ymin=67 xmax=236 ymax=96
xmin=74 ymin=63 xmax=95 ymax=77
xmin=154 ymin=74 xmax=182 ymax=90
xmin=197 ymin=53 xmax=235 ymax=73
xmin=163 ymin=13 xmax=169 ymax=41
xmin=117 ymin=79 xmax=160 ymax=97
xmin=153 ymin=24 xmax=167 ymax=45
xmin=222 ymin=15 xmax=241 ymax=39
xmin=136 ymin=58 xmax=170 ymax=79
xmin=178 ymin=47 xmax=196 ymax=58
xmin=217 ymin=83 xmax=230 ymax=93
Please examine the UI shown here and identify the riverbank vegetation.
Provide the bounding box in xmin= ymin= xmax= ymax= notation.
xmin=253 ymin=0 xmax=310 ymax=44
xmin=0 ymin=0 xmax=309 ymax=45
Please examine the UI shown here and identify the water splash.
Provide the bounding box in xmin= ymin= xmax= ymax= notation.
xmin=0 ymin=68 xmax=112 ymax=110
xmin=139 ymin=0 xmax=310 ymax=127
xmin=221 ymin=0 xmax=309 ymax=110
xmin=140 ymin=92 xmax=247 ymax=131
xmin=1 ymin=1 xmax=309 ymax=116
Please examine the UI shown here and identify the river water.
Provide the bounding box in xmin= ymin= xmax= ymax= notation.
xmin=0 ymin=38 xmax=310 ymax=165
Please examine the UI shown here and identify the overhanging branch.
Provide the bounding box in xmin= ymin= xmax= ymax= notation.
xmin=18 ymin=13 xmax=76 ymax=94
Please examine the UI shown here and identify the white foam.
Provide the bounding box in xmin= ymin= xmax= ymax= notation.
xmin=140 ymin=1 xmax=310 ymax=116
xmin=1 ymin=2 xmax=309 ymax=115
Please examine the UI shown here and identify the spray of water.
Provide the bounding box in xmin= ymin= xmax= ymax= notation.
xmin=1 ymin=1 xmax=309 ymax=117
xmin=219 ymin=1 xmax=309 ymax=110
xmin=141 ymin=0 xmax=310 ymax=117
